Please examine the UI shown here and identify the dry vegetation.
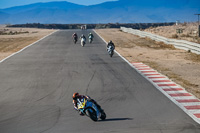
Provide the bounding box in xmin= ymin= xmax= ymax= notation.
xmin=0 ymin=26 xmax=54 ymax=60
xmin=144 ymin=22 xmax=200 ymax=43
xmin=95 ymin=28 xmax=200 ymax=99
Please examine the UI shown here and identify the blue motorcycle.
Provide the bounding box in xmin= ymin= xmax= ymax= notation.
xmin=77 ymin=98 xmax=106 ymax=121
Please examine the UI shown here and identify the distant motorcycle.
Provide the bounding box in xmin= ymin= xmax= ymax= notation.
xmin=81 ymin=38 xmax=86 ymax=47
xmin=107 ymin=45 xmax=114 ymax=57
xmin=73 ymin=37 xmax=78 ymax=44
xmin=77 ymin=98 xmax=106 ymax=121
xmin=89 ymin=36 xmax=93 ymax=44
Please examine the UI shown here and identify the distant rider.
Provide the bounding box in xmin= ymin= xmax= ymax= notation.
xmin=88 ymin=32 xmax=94 ymax=40
xmin=107 ymin=40 xmax=115 ymax=50
xmin=72 ymin=33 xmax=78 ymax=40
xmin=72 ymin=92 xmax=103 ymax=115
xmin=80 ymin=34 xmax=86 ymax=41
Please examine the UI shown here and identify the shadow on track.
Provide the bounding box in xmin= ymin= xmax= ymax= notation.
xmin=99 ymin=118 xmax=133 ymax=122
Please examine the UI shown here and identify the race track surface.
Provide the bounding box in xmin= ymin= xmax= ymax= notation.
xmin=0 ymin=30 xmax=200 ymax=133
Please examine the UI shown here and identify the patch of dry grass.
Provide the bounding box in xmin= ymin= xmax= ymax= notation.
xmin=0 ymin=37 xmax=39 ymax=52
xmin=143 ymin=61 xmax=170 ymax=72
xmin=185 ymin=52 xmax=200 ymax=62
xmin=0 ymin=27 xmax=54 ymax=61
xmin=144 ymin=60 xmax=200 ymax=98
xmin=166 ymin=72 xmax=200 ymax=98
xmin=144 ymin=22 xmax=200 ymax=43
xmin=133 ymin=36 xmax=176 ymax=50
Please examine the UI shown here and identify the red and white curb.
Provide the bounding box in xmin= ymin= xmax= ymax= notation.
xmin=94 ymin=30 xmax=200 ymax=124
xmin=132 ymin=62 xmax=200 ymax=124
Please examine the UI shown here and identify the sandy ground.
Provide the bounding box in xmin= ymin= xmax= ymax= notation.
xmin=95 ymin=29 xmax=200 ymax=99
xmin=0 ymin=27 xmax=55 ymax=60
xmin=144 ymin=22 xmax=200 ymax=43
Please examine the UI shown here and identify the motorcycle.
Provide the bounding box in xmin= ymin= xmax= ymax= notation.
xmin=73 ymin=37 xmax=78 ymax=44
xmin=77 ymin=98 xmax=106 ymax=121
xmin=107 ymin=45 xmax=114 ymax=57
xmin=89 ymin=36 xmax=93 ymax=44
xmin=81 ymin=38 xmax=86 ymax=47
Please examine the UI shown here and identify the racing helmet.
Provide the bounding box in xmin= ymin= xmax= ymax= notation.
xmin=73 ymin=92 xmax=79 ymax=100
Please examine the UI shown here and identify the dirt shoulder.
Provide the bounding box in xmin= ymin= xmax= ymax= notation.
xmin=95 ymin=28 xmax=200 ymax=99
xmin=144 ymin=22 xmax=200 ymax=43
xmin=0 ymin=27 xmax=55 ymax=61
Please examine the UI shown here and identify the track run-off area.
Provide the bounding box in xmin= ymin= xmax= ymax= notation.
xmin=0 ymin=30 xmax=200 ymax=133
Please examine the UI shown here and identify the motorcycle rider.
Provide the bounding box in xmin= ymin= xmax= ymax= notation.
xmin=80 ymin=34 xmax=86 ymax=46
xmin=72 ymin=33 xmax=78 ymax=40
xmin=80 ymin=34 xmax=86 ymax=40
xmin=107 ymin=40 xmax=115 ymax=51
xmin=72 ymin=92 xmax=103 ymax=115
xmin=88 ymin=32 xmax=94 ymax=40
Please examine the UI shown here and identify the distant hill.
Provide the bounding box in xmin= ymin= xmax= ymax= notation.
xmin=0 ymin=11 xmax=9 ymax=24
xmin=0 ymin=0 xmax=199 ymax=24
xmin=8 ymin=22 xmax=175 ymax=29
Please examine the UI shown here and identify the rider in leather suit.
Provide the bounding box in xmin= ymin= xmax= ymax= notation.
xmin=107 ymin=40 xmax=115 ymax=50
xmin=72 ymin=92 xmax=103 ymax=115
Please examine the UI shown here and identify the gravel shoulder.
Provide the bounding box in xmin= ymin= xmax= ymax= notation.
xmin=0 ymin=27 xmax=55 ymax=61
xmin=95 ymin=28 xmax=200 ymax=99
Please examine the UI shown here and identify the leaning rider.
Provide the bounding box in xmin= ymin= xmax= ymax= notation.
xmin=72 ymin=92 xmax=103 ymax=115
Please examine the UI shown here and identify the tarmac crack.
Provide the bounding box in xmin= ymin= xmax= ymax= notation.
xmin=85 ymin=70 xmax=96 ymax=95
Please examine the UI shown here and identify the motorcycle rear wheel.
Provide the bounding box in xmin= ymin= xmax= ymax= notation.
xmin=100 ymin=111 xmax=106 ymax=120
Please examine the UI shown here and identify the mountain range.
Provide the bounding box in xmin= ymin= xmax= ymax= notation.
xmin=0 ymin=0 xmax=200 ymax=24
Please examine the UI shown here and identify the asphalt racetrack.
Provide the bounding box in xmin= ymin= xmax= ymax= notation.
xmin=0 ymin=30 xmax=200 ymax=133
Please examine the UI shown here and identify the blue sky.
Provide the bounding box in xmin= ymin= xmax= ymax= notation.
xmin=0 ymin=0 xmax=118 ymax=9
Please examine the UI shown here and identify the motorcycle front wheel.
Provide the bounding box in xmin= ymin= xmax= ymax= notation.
xmin=81 ymin=42 xmax=85 ymax=47
xmin=110 ymin=51 xmax=113 ymax=57
xmin=89 ymin=39 xmax=92 ymax=43
xmin=86 ymin=108 xmax=97 ymax=121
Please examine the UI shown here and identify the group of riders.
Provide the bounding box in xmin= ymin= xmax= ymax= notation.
xmin=72 ymin=32 xmax=115 ymax=51
xmin=72 ymin=32 xmax=93 ymax=44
